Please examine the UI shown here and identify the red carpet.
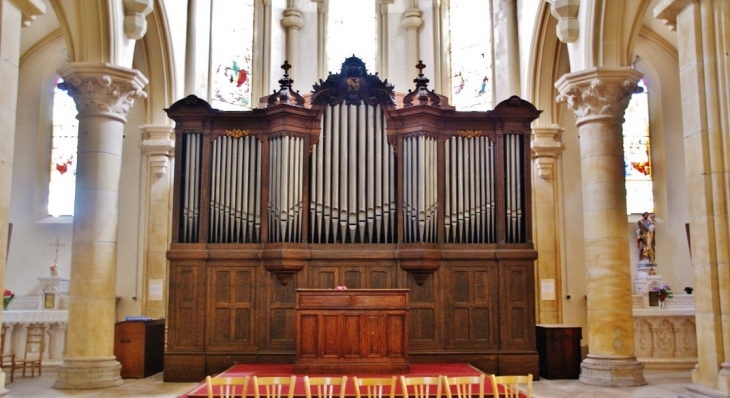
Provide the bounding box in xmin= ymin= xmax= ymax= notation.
xmin=180 ymin=363 xmax=511 ymax=398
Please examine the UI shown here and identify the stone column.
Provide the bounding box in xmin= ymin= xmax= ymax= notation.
xmin=376 ymin=0 xmax=393 ymax=79
xmin=281 ymin=1 xmax=303 ymax=83
xmin=401 ymin=0 xmax=422 ymax=73
xmin=0 ymin=0 xmax=45 ymax=392
xmin=556 ymin=67 xmax=646 ymax=387
xmin=655 ymin=2 xmax=730 ymax=396
xmin=138 ymin=124 xmax=174 ymax=319
xmin=53 ymin=63 xmax=147 ymax=389
xmin=531 ymin=124 xmax=565 ymax=323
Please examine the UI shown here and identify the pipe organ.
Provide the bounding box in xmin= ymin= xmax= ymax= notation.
xmin=164 ymin=57 xmax=542 ymax=382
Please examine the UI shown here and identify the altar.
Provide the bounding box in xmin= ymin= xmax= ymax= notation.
xmin=2 ymin=310 xmax=68 ymax=367
xmin=294 ymin=289 xmax=410 ymax=374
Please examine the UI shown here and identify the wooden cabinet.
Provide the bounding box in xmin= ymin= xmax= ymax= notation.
xmin=294 ymin=289 xmax=410 ymax=374
xmin=114 ymin=319 xmax=165 ymax=378
xmin=535 ymin=324 xmax=582 ymax=379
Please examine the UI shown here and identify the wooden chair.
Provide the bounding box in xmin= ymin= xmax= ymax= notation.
xmin=304 ymin=376 xmax=348 ymax=398
xmin=400 ymin=376 xmax=442 ymax=398
xmin=206 ymin=375 xmax=250 ymax=398
xmin=352 ymin=376 xmax=397 ymax=398
xmin=12 ymin=324 xmax=46 ymax=378
xmin=489 ymin=374 xmax=532 ymax=398
xmin=0 ymin=326 xmax=15 ymax=382
xmin=443 ymin=374 xmax=485 ymax=398
xmin=252 ymin=375 xmax=296 ymax=398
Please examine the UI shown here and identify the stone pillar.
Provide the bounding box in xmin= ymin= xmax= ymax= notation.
xmin=53 ymin=63 xmax=147 ymax=389
xmin=0 ymin=0 xmax=45 ymax=392
xmin=401 ymin=1 xmax=422 ymax=73
xmin=531 ymin=124 xmax=565 ymax=324
xmin=655 ymin=1 xmax=730 ymax=396
xmin=281 ymin=1 xmax=303 ymax=83
xmin=138 ymin=124 xmax=174 ymax=319
xmin=376 ymin=0 xmax=393 ymax=79
xmin=556 ymin=67 xmax=646 ymax=387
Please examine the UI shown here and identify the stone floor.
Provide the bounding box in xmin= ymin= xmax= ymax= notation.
xmin=1 ymin=369 xmax=694 ymax=397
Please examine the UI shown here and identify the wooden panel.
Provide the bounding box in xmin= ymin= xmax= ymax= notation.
xmin=269 ymin=273 xmax=297 ymax=349
xmin=209 ymin=266 xmax=256 ymax=349
xmin=298 ymin=315 xmax=318 ymax=358
xmin=385 ymin=314 xmax=406 ymax=357
xmin=408 ymin=272 xmax=438 ymax=350
xmin=164 ymin=354 xmax=205 ymax=382
xmin=168 ymin=263 xmax=204 ymax=350
xmin=343 ymin=315 xmax=360 ymax=357
xmin=447 ymin=264 xmax=499 ymax=350
xmin=322 ymin=315 xmax=341 ymax=357
xmin=499 ymin=262 xmax=536 ymax=351
xmin=363 ymin=314 xmax=384 ymax=358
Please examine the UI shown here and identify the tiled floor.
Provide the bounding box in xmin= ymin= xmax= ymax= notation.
xmin=2 ymin=369 xmax=694 ymax=397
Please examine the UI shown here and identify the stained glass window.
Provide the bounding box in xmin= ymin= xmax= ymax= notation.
xmin=326 ymin=0 xmax=376 ymax=74
xmin=48 ymin=77 xmax=78 ymax=217
xmin=623 ymin=79 xmax=653 ymax=214
xmin=449 ymin=0 xmax=493 ymax=111
xmin=210 ymin=0 xmax=254 ymax=111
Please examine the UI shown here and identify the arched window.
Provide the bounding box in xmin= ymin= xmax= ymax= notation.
xmin=48 ymin=77 xmax=78 ymax=217
xmin=623 ymin=78 xmax=653 ymax=214
xmin=326 ymin=0 xmax=376 ymax=73
xmin=210 ymin=0 xmax=255 ymax=111
xmin=449 ymin=0 xmax=493 ymax=111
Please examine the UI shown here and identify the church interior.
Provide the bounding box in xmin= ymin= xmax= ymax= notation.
xmin=0 ymin=0 xmax=729 ymax=397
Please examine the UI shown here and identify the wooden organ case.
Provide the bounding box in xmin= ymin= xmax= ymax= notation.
xmin=164 ymin=57 xmax=541 ymax=381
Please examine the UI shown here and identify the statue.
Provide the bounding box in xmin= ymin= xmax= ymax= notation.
xmin=637 ymin=212 xmax=656 ymax=265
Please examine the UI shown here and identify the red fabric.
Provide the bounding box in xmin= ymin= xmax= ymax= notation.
xmin=180 ymin=363 xmax=519 ymax=398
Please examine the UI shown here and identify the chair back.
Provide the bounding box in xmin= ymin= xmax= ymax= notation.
xmin=443 ymin=374 xmax=485 ymax=398
xmin=400 ymin=376 xmax=442 ymax=398
xmin=206 ymin=375 xmax=250 ymax=398
xmin=352 ymin=376 xmax=397 ymax=398
xmin=23 ymin=324 xmax=46 ymax=361
xmin=1 ymin=326 xmax=9 ymax=356
xmin=304 ymin=376 xmax=348 ymax=398
xmin=253 ymin=375 xmax=297 ymax=398
xmin=488 ymin=374 xmax=532 ymax=398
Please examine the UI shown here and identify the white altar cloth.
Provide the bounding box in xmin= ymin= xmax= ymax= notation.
xmin=1 ymin=310 xmax=68 ymax=325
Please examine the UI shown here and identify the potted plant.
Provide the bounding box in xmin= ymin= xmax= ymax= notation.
xmin=653 ymin=285 xmax=673 ymax=308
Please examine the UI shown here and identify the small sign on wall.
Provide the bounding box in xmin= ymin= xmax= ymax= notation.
xmin=148 ymin=279 xmax=164 ymax=301
xmin=541 ymin=278 xmax=556 ymax=301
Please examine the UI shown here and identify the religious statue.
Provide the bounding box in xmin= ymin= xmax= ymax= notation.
xmin=636 ymin=212 xmax=656 ymax=264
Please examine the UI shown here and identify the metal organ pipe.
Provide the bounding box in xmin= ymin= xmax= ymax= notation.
xmin=309 ymin=103 xmax=395 ymax=243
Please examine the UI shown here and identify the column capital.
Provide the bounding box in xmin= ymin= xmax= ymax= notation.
xmin=139 ymin=124 xmax=175 ymax=178
xmin=57 ymin=63 xmax=148 ymax=123
xmin=531 ymin=124 xmax=565 ymax=179
xmin=653 ymin=0 xmax=694 ymax=31
xmin=555 ymin=67 xmax=643 ymax=124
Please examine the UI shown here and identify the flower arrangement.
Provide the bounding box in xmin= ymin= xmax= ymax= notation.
xmin=3 ymin=289 xmax=15 ymax=310
xmin=334 ymin=285 xmax=348 ymax=290
xmin=50 ymin=263 xmax=58 ymax=277
xmin=653 ymin=285 xmax=673 ymax=301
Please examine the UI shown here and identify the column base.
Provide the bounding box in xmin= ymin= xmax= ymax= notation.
xmin=579 ymin=356 xmax=647 ymax=387
xmin=53 ymin=357 xmax=124 ymax=389
xmin=680 ymin=384 xmax=730 ymax=398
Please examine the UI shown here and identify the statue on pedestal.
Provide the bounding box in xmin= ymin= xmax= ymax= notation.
xmin=636 ymin=212 xmax=656 ymax=266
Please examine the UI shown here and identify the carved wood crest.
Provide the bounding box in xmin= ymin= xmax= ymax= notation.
xmin=310 ymin=56 xmax=396 ymax=107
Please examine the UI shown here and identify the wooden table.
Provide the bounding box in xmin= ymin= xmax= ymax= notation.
xmin=294 ymin=289 xmax=410 ymax=374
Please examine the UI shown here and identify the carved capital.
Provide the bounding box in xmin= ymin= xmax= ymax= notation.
xmin=139 ymin=124 xmax=174 ymax=178
xmin=58 ymin=63 xmax=148 ymax=123
xmin=282 ymin=7 xmax=304 ymax=30
xmin=555 ymin=67 xmax=643 ymax=124
xmin=549 ymin=0 xmax=579 ymax=43
xmin=123 ymin=0 xmax=154 ymax=39
xmin=531 ymin=125 xmax=565 ymax=179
